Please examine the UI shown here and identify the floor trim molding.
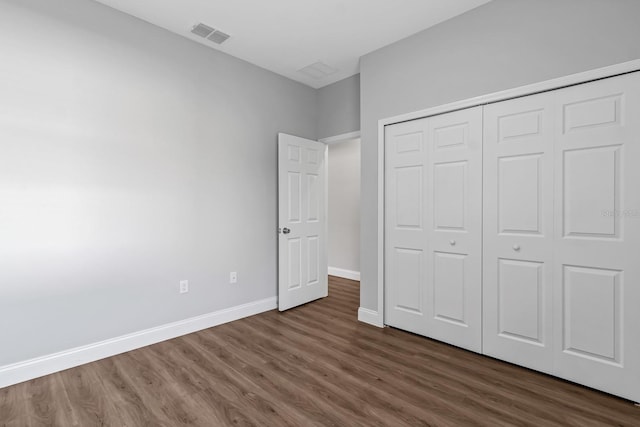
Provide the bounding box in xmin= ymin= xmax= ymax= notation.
xmin=0 ymin=296 xmax=277 ymax=389
xmin=328 ymin=267 xmax=360 ymax=281
xmin=358 ymin=307 xmax=383 ymax=328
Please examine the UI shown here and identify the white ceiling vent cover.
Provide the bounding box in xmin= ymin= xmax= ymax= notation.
xmin=191 ymin=23 xmax=214 ymax=38
xmin=208 ymin=30 xmax=231 ymax=45
xmin=298 ymin=62 xmax=338 ymax=80
xmin=191 ymin=23 xmax=231 ymax=45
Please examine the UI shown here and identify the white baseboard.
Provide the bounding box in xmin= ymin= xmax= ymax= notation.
xmin=328 ymin=267 xmax=360 ymax=281
xmin=0 ymin=296 xmax=277 ymax=390
xmin=358 ymin=307 xmax=383 ymax=328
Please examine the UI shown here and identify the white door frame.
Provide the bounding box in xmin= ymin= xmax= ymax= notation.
xmin=368 ymin=59 xmax=640 ymax=329
xmin=319 ymin=130 xmax=361 ymax=145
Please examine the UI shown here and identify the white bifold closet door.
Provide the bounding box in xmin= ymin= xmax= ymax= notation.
xmin=552 ymin=72 xmax=640 ymax=402
xmin=385 ymin=107 xmax=483 ymax=353
xmin=482 ymin=91 xmax=556 ymax=373
xmin=484 ymin=72 xmax=640 ymax=402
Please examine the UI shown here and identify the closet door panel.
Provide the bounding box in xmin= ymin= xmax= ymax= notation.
xmin=426 ymin=107 xmax=483 ymax=352
xmin=384 ymin=119 xmax=429 ymax=337
xmin=384 ymin=107 xmax=483 ymax=353
xmin=483 ymin=93 xmax=555 ymax=372
xmin=553 ymin=72 xmax=640 ymax=403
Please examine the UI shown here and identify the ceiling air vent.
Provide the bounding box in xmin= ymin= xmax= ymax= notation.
xmin=298 ymin=61 xmax=338 ymax=80
xmin=208 ymin=30 xmax=230 ymax=45
xmin=191 ymin=23 xmax=215 ymax=38
xmin=191 ymin=23 xmax=231 ymax=45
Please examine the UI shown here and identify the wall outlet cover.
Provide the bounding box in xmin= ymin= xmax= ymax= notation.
xmin=179 ymin=280 xmax=189 ymax=294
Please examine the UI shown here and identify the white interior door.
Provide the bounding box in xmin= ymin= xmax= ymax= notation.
xmin=425 ymin=107 xmax=483 ymax=352
xmin=385 ymin=107 xmax=483 ymax=352
xmin=278 ymin=133 xmax=328 ymax=311
xmin=483 ymin=92 xmax=555 ymax=373
xmin=384 ymin=119 xmax=429 ymax=337
xmin=552 ymin=72 xmax=640 ymax=402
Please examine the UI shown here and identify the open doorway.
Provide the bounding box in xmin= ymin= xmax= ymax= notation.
xmin=327 ymin=137 xmax=361 ymax=282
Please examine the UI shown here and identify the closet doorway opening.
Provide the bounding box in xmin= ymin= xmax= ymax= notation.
xmin=323 ymin=132 xmax=361 ymax=286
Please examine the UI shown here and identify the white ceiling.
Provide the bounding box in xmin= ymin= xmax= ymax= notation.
xmin=93 ymin=0 xmax=491 ymax=88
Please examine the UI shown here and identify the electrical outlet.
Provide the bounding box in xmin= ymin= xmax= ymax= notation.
xmin=179 ymin=280 xmax=189 ymax=294
xmin=229 ymin=272 xmax=237 ymax=284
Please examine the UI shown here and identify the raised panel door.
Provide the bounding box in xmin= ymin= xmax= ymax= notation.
xmin=426 ymin=107 xmax=483 ymax=352
xmin=384 ymin=120 xmax=429 ymax=336
xmin=553 ymin=72 xmax=640 ymax=402
xmin=278 ymin=133 xmax=328 ymax=311
xmin=483 ymin=92 xmax=555 ymax=372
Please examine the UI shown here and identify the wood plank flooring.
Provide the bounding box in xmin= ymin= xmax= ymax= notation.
xmin=1 ymin=276 xmax=638 ymax=426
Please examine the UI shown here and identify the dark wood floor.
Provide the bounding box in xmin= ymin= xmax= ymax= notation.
xmin=1 ymin=276 xmax=638 ymax=426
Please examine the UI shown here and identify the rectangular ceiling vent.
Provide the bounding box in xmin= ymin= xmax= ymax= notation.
xmin=298 ymin=61 xmax=338 ymax=80
xmin=191 ymin=23 xmax=214 ymax=38
xmin=208 ymin=30 xmax=231 ymax=45
xmin=191 ymin=23 xmax=231 ymax=45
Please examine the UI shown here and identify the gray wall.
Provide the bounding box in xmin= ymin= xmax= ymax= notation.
xmin=0 ymin=0 xmax=316 ymax=366
xmin=317 ymin=74 xmax=360 ymax=139
xmin=328 ymin=139 xmax=361 ymax=273
xmin=359 ymin=0 xmax=640 ymax=311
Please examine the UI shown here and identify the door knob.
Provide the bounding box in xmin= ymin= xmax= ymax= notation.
xmin=282 ymin=227 xmax=291 ymax=235
xmin=513 ymin=244 xmax=521 ymax=251
xmin=449 ymin=240 xmax=456 ymax=246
